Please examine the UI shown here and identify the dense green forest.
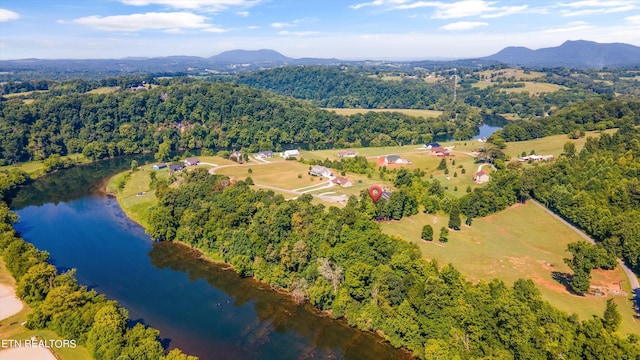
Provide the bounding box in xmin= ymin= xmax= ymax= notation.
xmin=527 ymin=123 xmax=640 ymax=271
xmin=0 ymin=202 xmax=196 ymax=360
xmin=0 ymin=80 xmax=478 ymax=164
xmin=143 ymin=168 xmax=639 ymax=359
xmin=495 ymin=97 xmax=640 ymax=142
xmin=235 ymin=66 xmax=449 ymax=109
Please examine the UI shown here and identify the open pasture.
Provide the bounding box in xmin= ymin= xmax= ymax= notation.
xmin=379 ymin=202 xmax=639 ymax=335
xmin=324 ymin=108 xmax=443 ymax=119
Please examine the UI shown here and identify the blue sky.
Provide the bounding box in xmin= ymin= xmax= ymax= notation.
xmin=1 ymin=0 xmax=639 ymax=60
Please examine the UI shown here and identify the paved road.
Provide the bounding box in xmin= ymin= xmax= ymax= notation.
xmin=531 ymin=199 xmax=640 ymax=314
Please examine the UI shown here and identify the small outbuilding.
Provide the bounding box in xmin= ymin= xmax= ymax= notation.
xmin=152 ymin=163 xmax=167 ymax=170
xmin=282 ymin=149 xmax=301 ymax=158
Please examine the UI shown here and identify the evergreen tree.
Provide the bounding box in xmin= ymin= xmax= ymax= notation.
xmin=448 ymin=204 xmax=461 ymax=230
xmin=603 ymin=298 xmax=621 ymax=331
xmin=421 ymin=225 xmax=433 ymax=241
xmin=439 ymin=227 xmax=449 ymax=242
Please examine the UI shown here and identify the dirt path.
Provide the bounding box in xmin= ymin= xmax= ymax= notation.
xmin=531 ymin=199 xmax=640 ymax=314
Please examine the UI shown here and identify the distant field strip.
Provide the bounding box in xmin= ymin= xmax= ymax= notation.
xmin=324 ymin=108 xmax=443 ymax=118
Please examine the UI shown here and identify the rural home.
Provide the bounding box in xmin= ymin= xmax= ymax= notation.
xmin=474 ymin=170 xmax=490 ymax=184
xmin=230 ymin=151 xmax=243 ymax=163
xmin=381 ymin=155 xmax=411 ymax=165
xmin=423 ymin=142 xmax=440 ymax=149
xmin=169 ymin=164 xmax=184 ymax=173
xmin=152 ymin=163 xmax=167 ymax=170
xmin=430 ymin=147 xmax=450 ymax=156
xmin=518 ymin=154 xmax=554 ymax=162
xmin=257 ymin=150 xmax=273 ymax=159
xmin=309 ymin=165 xmax=333 ymax=178
xmin=184 ymin=157 xmax=200 ymax=166
xmin=331 ymin=177 xmax=353 ymax=187
xmin=281 ymin=149 xmax=301 ymax=158
xmin=337 ymin=150 xmax=357 ymax=158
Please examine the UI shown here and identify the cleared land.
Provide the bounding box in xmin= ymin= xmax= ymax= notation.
xmin=472 ymin=81 xmax=566 ymax=94
xmin=477 ymin=68 xmax=545 ymax=81
xmin=85 ymin=86 xmax=119 ymax=94
xmin=501 ymin=129 xmax=618 ymax=159
xmin=324 ymin=108 xmax=443 ymax=119
xmin=0 ymin=154 xmax=89 ymax=176
xmin=379 ymin=202 xmax=639 ymax=335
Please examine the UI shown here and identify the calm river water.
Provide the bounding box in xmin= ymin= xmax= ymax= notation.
xmin=10 ymin=156 xmax=409 ymax=360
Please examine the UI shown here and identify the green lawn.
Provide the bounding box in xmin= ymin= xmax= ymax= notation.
xmin=0 ymin=153 xmax=89 ymax=177
xmin=379 ymin=202 xmax=639 ymax=335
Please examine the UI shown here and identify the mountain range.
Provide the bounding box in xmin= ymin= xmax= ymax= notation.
xmin=482 ymin=40 xmax=640 ymax=68
xmin=1 ymin=40 xmax=639 ymax=78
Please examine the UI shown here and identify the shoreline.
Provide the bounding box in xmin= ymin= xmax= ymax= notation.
xmin=104 ymin=170 xmax=413 ymax=357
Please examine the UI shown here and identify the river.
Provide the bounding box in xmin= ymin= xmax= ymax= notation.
xmin=9 ymin=156 xmax=410 ymax=360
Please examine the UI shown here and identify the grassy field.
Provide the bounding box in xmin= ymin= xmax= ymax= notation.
xmin=0 ymin=153 xmax=89 ymax=176
xmin=472 ymin=81 xmax=565 ymax=94
xmin=0 ymin=258 xmax=92 ymax=360
xmin=476 ymin=68 xmax=546 ymax=81
xmin=85 ymin=86 xmax=120 ymax=94
xmin=2 ymin=90 xmax=49 ymax=98
xmin=323 ymin=108 xmax=443 ymax=119
xmin=502 ymin=129 xmax=618 ymax=159
xmin=379 ymin=202 xmax=639 ymax=335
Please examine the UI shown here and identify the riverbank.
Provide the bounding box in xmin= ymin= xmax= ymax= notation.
xmin=0 ymin=258 xmax=91 ymax=360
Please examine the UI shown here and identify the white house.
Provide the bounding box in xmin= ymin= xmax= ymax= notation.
xmin=309 ymin=165 xmax=333 ymax=178
xmin=282 ymin=149 xmax=301 ymax=158
xmin=474 ymin=170 xmax=490 ymax=184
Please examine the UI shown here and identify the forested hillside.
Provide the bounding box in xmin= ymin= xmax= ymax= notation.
xmin=0 ymin=80 xmax=474 ymax=164
xmin=235 ymin=66 xmax=449 ymax=109
xmin=527 ymin=123 xmax=640 ymax=271
xmin=143 ymin=169 xmax=639 ymax=359
xmin=496 ymin=97 xmax=640 ymax=142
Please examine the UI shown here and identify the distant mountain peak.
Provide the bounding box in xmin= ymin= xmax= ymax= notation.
xmin=483 ymin=40 xmax=640 ymax=68
xmin=209 ymin=49 xmax=292 ymax=63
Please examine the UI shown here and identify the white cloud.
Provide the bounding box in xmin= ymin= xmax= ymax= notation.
xmin=0 ymin=8 xmax=19 ymax=22
xmin=541 ymin=21 xmax=593 ymax=33
xmin=120 ymin=0 xmax=261 ymax=11
xmin=626 ymin=14 xmax=640 ymax=24
xmin=277 ymin=31 xmax=319 ymax=36
xmin=558 ymin=0 xmax=636 ymax=16
xmin=72 ymin=12 xmax=218 ymax=32
xmin=355 ymin=1 xmax=528 ymax=19
xmin=350 ymin=0 xmax=407 ymax=10
xmin=561 ymin=5 xmax=635 ymax=16
xmin=236 ymin=11 xmax=250 ymax=17
xmin=440 ymin=21 xmax=488 ymax=30
xmin=271 ymin=22 xmax=294 ymax=28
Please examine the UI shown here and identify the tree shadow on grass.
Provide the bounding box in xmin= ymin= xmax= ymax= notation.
xmin=551 ymin=271 xmax=583 ymax=296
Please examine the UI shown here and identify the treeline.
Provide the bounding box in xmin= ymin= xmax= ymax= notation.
xmin=527 ymin=123 xmax=640 ymax=271
xmin=303 ymin=155 xmax=373 ymax=174
xmin=0 ymin=202 xmax=196 ymax=360
xmin=235 ymin=66 xmax=449 ymax=109
xmin=0 ymin=80 xmax=469 ymax=164
xmin=495 ymin=97 xmax=640 ymax=142
xmin=144 ymin=168 xmax=639 ymax=359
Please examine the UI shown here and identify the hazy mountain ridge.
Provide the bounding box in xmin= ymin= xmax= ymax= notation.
xmin=483 ymin=40 xmax=640 ymax=68
xmin=2 ymin=41 xmax=639 ymax=79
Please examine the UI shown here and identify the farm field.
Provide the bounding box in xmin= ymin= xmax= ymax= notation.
xmin=0 ymin=153 xmax=89 ymax=176
xmin=85 ymin=86 xmax=119 ymax=94
xmin=379 ymin=202 xmax=639 ymax=335
xmin=323 ymin=108 xmax=443 ymax=118
xmin=476 ymin=68 xmax=546 ymax=81
xmin=501 ymin=128 xmax=619 ymax=159
xmin=472 ymin=81 xmax=566 ymax=94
